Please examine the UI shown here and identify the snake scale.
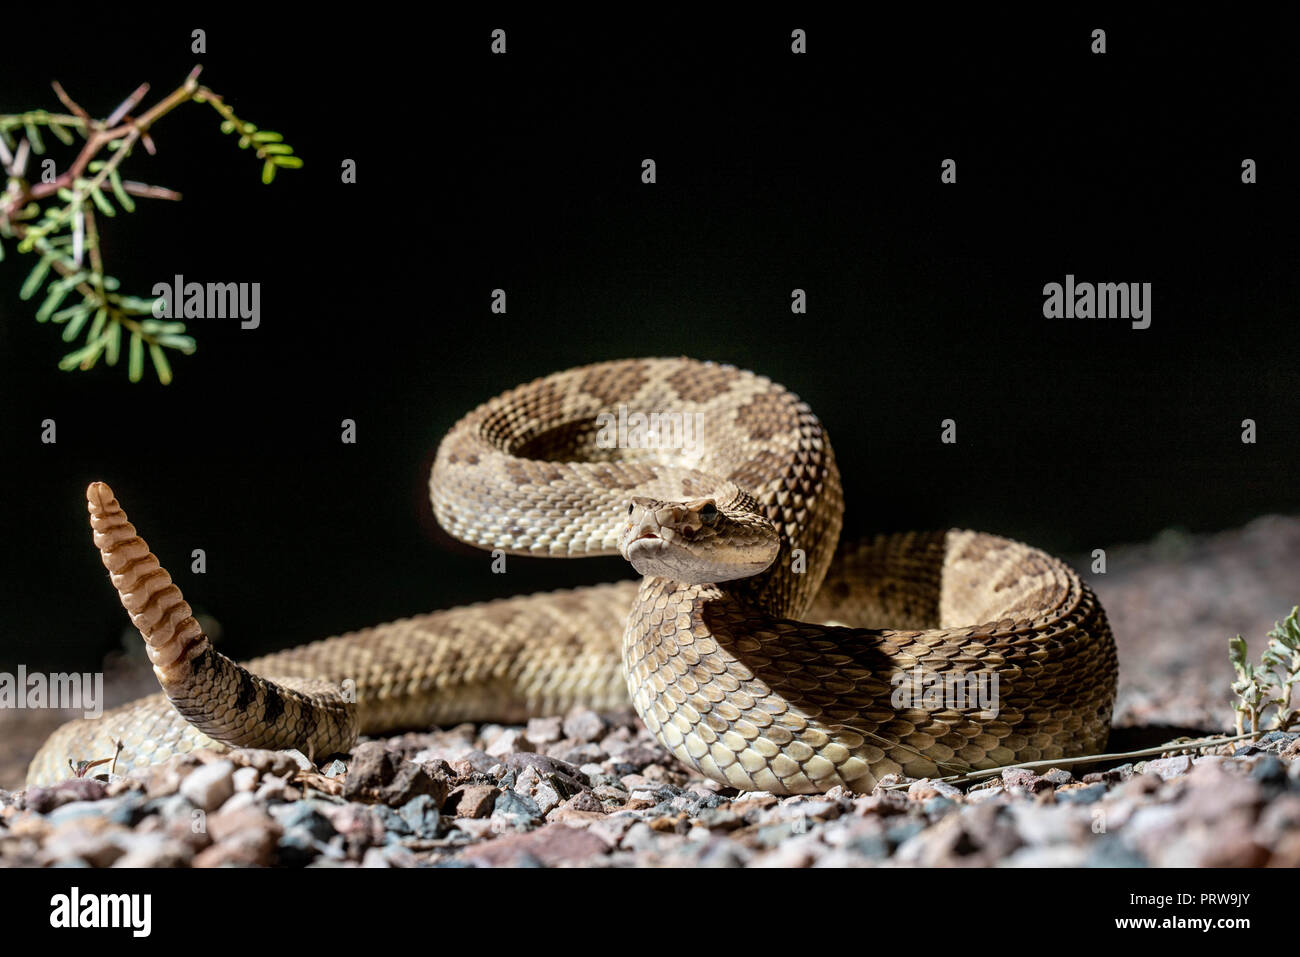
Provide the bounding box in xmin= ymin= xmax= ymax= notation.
xmin=27 ymin=358 xmax=1118 ymax=792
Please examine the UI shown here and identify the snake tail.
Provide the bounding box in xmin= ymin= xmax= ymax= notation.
xmin=86 ymin=482 xmax=358 ymax=759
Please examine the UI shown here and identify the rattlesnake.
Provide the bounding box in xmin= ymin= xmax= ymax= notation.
xmin=27 ymin=358 xmax=1117 ymax=792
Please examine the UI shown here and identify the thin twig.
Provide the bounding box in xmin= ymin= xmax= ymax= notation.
xmin=880 ymin=731 xmax=1260 ymax=790
xmin=104 ymin=83 xmax=149 ymax=127
xmin=50 ymin=81 xmax=91 ymax=125
xmin=120 ymin=180 xmax=181 ymax=201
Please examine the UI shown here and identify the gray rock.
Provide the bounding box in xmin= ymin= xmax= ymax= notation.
xmin=112 ymin=832 xmax=194 ymax=867
xmin=1041 ymin=768 xmax=1075 ymax=786
xmin=458 ymin=749 xmax=497 ymax=774
xmin=194 ymin=824 xmax=278 ymax=867
xmin=485 ymin=729 xmax=533 ymax=758
xmin=47 ymin=800 xmax=113 ymax=827
xmin=207 ymin=804 xmax=280 ymax=843
xmin=269 ymin=803 xmax=336 ymax=842
xmin=105 ymin=792 xmax=151 ymax=827
xmin=493 ymin=789 xmax=544 ymax=829
xmin=1257 ymin=731 xmax=1299 ymax=748
xmin=231 ymin=766 xmax=259 ymax=793
xmin=179 ymin=760 xmax=235 ymax=811
xmin=281 ymin=750 xmax=315 ymax=770
xmin=38 ymin=831 xmax=125 ymax=868
xmin=1082 ymin=763 xmax=1134 ymax=785
xmin=277 ymin=825 xmax=340 ymax=865
xmin=525 ymin=717 xmax=564 ymax=744
xmin=459 ymin=821 xmax=608 ymax=866
xmin=228 ymin=748 xmax=309 ymax=777
xmin=399 ymin=794 xmax=442 ymax=840
xmin=923 ymin=796 xmax=958 ymax=818
xmin=1000 ymin=845 xmax=1089 ymax=867
xmin=553 ymin=743 xmax=605 ymax=767
xmin=361 ymin=846 xmax=391 ymax=868
xmin=1056 ymin=783 xmax=1107 ymax=804
xmin=886 ymin=819 xmax=925 ymax=848
xmin=1001 ymin=768 xmax=1052 ymax=793
xmin=908 ymin=778 xmax=964 ymax=800
xmin=142 ymin=793 xmax=196 ymax=822
xmin=24 ymin=778 xmax=107 ymax=813
xmin=562 ymin=709 xmax=606 ymax=743
xmin=966 ymin=785 xmax=1006 ymax=805
xmin=504 ymin=752 xmax=587 ymax=784
xmin=371 ymin=803 xmax=411 ymax=839
xmin=341 ymin=742 xmax=449 ymax=807
xmin=1141 ymin=755 xmax=1193 ymax=781
xmin=1085 ymin=837 xmax=1148 ymax=867
xmin=1250 ymin=755 xmax=1286 ymax=785
xmin=1010 ymin=803 xmax=1086 ymax=845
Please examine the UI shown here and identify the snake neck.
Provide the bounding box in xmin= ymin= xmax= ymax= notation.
xmin=621 ymin=576 xmax=867 ymax=794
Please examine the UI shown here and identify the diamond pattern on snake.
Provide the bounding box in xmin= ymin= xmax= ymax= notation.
xmin=28 ymin=358 xmax=1118 ymax=792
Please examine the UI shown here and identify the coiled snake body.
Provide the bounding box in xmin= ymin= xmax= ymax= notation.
xmin=28 ymin=358 xmax=1117 ymax=792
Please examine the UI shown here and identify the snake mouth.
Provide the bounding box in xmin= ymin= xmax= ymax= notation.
xmin=625 ymin=534 xmax=670 ymax=561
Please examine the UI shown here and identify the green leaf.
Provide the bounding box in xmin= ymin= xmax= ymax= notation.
xmin=251 ymin=130 xmax=283 ymax=142
xmin=61 ymin=305 xmax=94 ymax=341
xmin=36 ymin=275 xmax=85 ymax=322
xmin=87 ymin=307 xmax=108 ymax=345
xmin=1270 ymin=608 xmax=1300 ymax=649
xmin=272 ymin=155 xmax=303 ymax=169
xmin=58 ymin=341 xmax=103 ymax=371
xmin=104 ymin=321 xmax=122 ymax=366
xmin=53 ymin=301 xmax=89 ymax=322
xmin=108 ymin=170 xmax=136 ymax=212
xmin=128 ymin=330 xmax=144 ymax=382
xmin=1229 ymin=635 xmax=1249 ymax=669
xmin=261 ymin=159 xmax=277 ymax=184
xmin=48 ymin=122 xmax=75 ymax=145
xmin=24 ymin=122 xmax=44 ymax=154
xmin=20 ymin=256 xmax=54 ymax=300
xmin=156 ymin=334 xmax=196 ymax=353
xmin=115 ymin=295 xmax=163 ymax=314
xmin=260 ymin=144 xmax=294 ymax=155
xmin=220 ymin=120 xmax=235 ymax=134
xmin=139 ymin=319 xmax=187 ymax=335
xmin=89 ymin=186 xmax=115 ymax=217
xmin=149 ymin=343 xmax=173 ymax=385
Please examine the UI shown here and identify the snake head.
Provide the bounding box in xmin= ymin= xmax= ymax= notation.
xmin=619 ymin=496 xmax=780 ymax=584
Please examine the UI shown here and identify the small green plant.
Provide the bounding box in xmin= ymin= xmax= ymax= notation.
xmin=1230 ymin=606 xmax=1300 ymax=735
xmin=0 ymin=65 xmax=301 ymax=383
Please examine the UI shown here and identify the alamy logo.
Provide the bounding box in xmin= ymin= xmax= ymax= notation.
xmin=890 ymin=665 xmax=999 ymax=718
xmin=49 ymin=887 xmax=151 ymax=937
xmin=0 ymin=666 xmax=102 ymax=718
xmin=1042 ymin=274 xmax=1151 ymax=329
xmin=595 ymin=405 xmax=705 ymax=451
xmin=151 ymin=274 xmax=260 ymax=329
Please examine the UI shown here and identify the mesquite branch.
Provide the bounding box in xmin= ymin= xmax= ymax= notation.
xmin=1 ymin=65 xmax=302 ymax=383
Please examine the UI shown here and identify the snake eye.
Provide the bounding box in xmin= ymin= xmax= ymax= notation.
xmin=699 ymin=502 xmax=719 ymax=526
xmin=627 ymin=502 xmax=635 ymax=516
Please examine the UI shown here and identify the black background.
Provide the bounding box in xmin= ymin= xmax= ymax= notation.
xmin=1 ymin=10 xmax=1296 ymax=673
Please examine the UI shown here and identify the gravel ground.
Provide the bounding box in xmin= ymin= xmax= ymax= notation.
xmin=2 ymin=515 xmax=1297 ymax=867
